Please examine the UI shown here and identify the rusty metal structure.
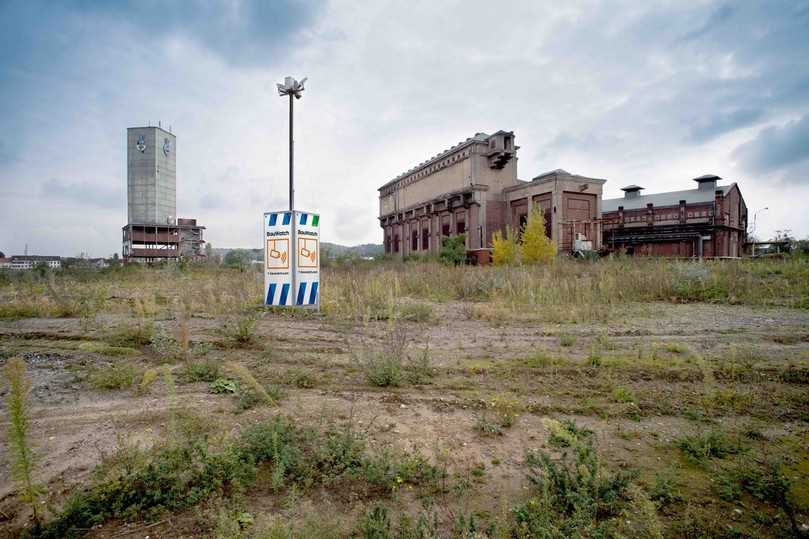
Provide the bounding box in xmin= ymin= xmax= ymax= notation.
xmin=601 ymin=175 xmax=747 ymax=257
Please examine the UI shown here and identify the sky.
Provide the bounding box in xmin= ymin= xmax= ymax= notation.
xmin=1 ymin=0 xmax=808 ymax=257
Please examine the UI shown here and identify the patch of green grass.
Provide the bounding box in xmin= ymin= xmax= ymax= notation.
xmin=676 ymin=430 xmax=746 ymax=465
xmin=558 ymin=333 xmax=576 ymax=347
xmin=78 ymin=342 xmax=138 ymax=356
xmin=665 ymin=342 xmax=687 ymax=354
xmin=612 ymin=386 xmax=636 ymax=403
xmin=397 ymin=301 xmax=433 ymax=322
xmin=104 ymin=321 xmax=155 ymax=348
xmin=523 ymin=351 xmax=559 ymax=369
xmin=88 ymin=362 xmax=139 ymax=390
xmin=0 ymin=304 xmax=42 ymax=320
xmin=183 ymin=359 xmax=221 ymax=383
xmin=543 ymin=418 xmax=592 ymax=448
xmin=284 ymin=368 xmax=317 ymax=388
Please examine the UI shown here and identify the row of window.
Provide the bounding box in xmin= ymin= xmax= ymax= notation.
xmin=381 ymin=150 xmax=471 ymax=197
xmin=383 ymin=217 xmax=466 ymax=253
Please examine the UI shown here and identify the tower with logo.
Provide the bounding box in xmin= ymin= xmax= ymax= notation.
xmin=127 ymin=126 xmax=176 ymax=225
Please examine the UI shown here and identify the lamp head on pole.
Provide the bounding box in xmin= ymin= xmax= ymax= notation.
xmin=277 ymin=76 xmax=307 ymax=99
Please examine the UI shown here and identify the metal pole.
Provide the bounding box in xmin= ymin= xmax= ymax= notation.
xmin=289 ymin=93 xmax=294 ymax=212
xmin=288 ymin=92 xmax=297 ymax=306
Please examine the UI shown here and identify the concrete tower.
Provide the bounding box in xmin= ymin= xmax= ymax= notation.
xmin=127 ymin=126 xmax=176 ymax=225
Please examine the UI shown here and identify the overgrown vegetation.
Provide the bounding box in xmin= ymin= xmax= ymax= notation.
xmin=29 ymin=417 xmax=443 ymax=538
xmin=3 ymin=357 xmax=44 ymax=528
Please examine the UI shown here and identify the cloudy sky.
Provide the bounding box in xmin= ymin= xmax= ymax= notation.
xmin=1 ymin=0 xmax=808 ymax=257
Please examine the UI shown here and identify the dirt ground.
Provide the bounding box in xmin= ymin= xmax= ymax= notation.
xmin=1 ymin=302 xmax=808 ymax=538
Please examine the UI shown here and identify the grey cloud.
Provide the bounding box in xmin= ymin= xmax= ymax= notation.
xmin=679 ymin=4 xmax=735 ymax=42
xmin=688 ymin=108 xmax=763 ymax=142
xmin=71 ymin=0 xmax=323 ymax=66
xmin=733 ymin=114 xmax=809 ymax=175
xmin=41 ymin=179 xmax=120 ymax=208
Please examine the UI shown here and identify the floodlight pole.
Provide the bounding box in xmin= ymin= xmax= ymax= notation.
xmin=288 ymin=92 xmax=294 ymax=212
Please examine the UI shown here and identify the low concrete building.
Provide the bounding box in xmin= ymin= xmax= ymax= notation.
xmin=504 ymin=169 xmax=605 ymax=252
xmin=602 ymin=175 xmax=747 ymax=257
xmin=4 ymin=256 xmax=62 ymax=270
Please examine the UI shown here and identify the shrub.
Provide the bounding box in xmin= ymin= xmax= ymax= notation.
xmin=559 ymin=333 xmax=576 ymax=347
xmin=476 ymin=396 xmax=522 ymax=435
xmin=184 ymin=359 xmax=221 ymax=383
xmin=224 ymin=362 xmax=274 ymax=405
xmin=612 ymin=387 xmax=636 ymax=403
xmin=285 ymin=368 xmax=317 ymax=388
xmin=520 ymin=204 xmax=556 ymax=264
xmin=676 ymin=430 xmax=745 ymax=465
xmin=511 ymin=441 xmax=636 ymax=536
xmin=439 ymin=234 xmax=466 ymax=266
xmin=492 ymin=226 xmax=519 ymax=266
xmin=104 ymin=321 xmax=155 ymax=348
xmin=357 ymin=323 xmax=433 ymax=387
xmin=137 ymin=368 xmax=160 ymax=394
xmin=224 ymin=315 xmax=257 ymax=347
xmin=362 ymin=351 xmax=403 ymax=387
xmin=211 ymin=378 xmax=238 ymax=394
xmin=89 ymin=362 xmax=139 ymax=390
xmin=3 ymin=357 xmax=44 ymax=526
xmin=544 ymin=418 xmax=593 ymax=448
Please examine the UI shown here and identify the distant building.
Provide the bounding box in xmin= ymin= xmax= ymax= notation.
xmin=601 ymin=175 xmax=747 ymax=257
xmin=378 ymin=132 xmax=748 ymax=259
xmin=122 ymin=126 xmax=206 ymax=262
xmin=3 ymin=255 xmax=62 ymax=270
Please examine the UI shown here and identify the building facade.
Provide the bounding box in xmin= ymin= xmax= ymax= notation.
xmin=504 ymin=169 xmax=605 ymax=252
xmin=601 ymin=175 xmax=747 ymax=257
xmin=378 ymin=132 xmax=748 ymax=259
xmin=378 ymin=131 xmax=518 ymax=257
xmin=122 ymin=126 xmax=206 ymax=262
xmin=1 ymin=256 xmax=62 ymax=270
xmin=377 ymin=133 xmax=606 ymax=257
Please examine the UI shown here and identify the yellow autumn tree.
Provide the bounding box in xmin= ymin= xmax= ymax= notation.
xmin=492 ymin=226 xmax=519 ymax=265
xmin=520 ymin=204 xmax=556 ymax=264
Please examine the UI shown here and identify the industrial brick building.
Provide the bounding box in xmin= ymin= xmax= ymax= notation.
xmin=378 ymin=132 xmax=605 ymax=258
xmin=122 ymin=126 xmax=206 ymax=262
xmin=378 ymin=131 xmax=747 ymax=259
xmin=601 ymin=175 xmax=747 ymax=257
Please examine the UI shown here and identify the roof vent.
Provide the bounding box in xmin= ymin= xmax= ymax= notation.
xmin=693 ymin=174 xmax=721 ymax=191
xmin=621 ymin=185 xmax=644 ymax=199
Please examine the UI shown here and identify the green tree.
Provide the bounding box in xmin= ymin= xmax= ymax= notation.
xmin=521 ymin=205 xmax=556 ymax=264
xmin=439 ymin=234 xmax=467 ymax=266
xmin=224 ymin=249 xmax=250 ymax=271
xmin=492 ymin=226 xmax=520 ymax=266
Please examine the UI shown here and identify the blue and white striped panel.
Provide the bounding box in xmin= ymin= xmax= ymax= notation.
xmin=266 ymin=212 xmax=292 ymax=227
xmin=265 ymin=283 xmax=292 ymax=306
xmin=295 ymin=281 xmax=319 ymax=305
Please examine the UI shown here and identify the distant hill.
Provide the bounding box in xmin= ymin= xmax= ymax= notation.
xmin=322 ymin=242 xmax=383 ymax=258
xmin=213 ymin=242 xmax=383 ymax=261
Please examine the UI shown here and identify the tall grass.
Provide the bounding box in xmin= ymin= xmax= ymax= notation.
xmin=1 ymin=258 xmax=806 ymax=321
xmin=322 ymin=257 xmax=809 ymax=320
